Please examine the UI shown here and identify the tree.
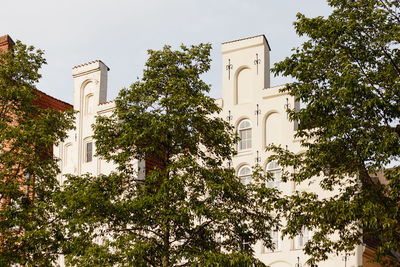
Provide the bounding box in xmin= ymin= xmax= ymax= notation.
xmin=57 ymin=44 xmax=279 ymax=266
xmin=0 ymin=41 xmax=75 ymax=265
xmin=270 ymin=0 xmax=400 ymax=265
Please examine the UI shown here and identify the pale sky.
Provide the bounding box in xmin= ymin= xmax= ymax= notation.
xmin=2 ymin=0 xmax=332 ymax=104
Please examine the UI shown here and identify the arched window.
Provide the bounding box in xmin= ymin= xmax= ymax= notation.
xmin=266 ymin=161 xmax=281 ymax=189
xmin=238 ymin=165 xmax=252 ymax=185
xmin=235 ymin=68 xmax=253 ymax=104
xmin=265 ymin=112 xmax=282 ymax=146
xmin=64 ymin=143 xmax=72 ymax=167
xmin=85 ymin=94 xmax=94 ymax=115
xmin=238 ymin=119 xmax=252 ymax=151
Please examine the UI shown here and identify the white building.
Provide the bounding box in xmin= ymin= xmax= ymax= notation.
xmin=55 ymin=35 xmax=365 ymax=267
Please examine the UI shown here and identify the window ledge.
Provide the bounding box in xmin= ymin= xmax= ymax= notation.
xmin=291 ymin=248 xmax=304 ymax=251
xmin=236 ymin=150 xmax=253 ymax=156
xmin=262 ymin=250 xmax=282 ymax=254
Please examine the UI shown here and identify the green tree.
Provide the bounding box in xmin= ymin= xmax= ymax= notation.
xmin=0 ymin=41 xmax=75 ymax=265
xmin=57 ymin=44 xmax=278 ymax=266
xmin=271 ymin=0 xmax=400 ymax=265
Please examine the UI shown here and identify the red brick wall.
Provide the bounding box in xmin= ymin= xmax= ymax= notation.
xmin=0 ymin=35 xmax=14 ymax=53
xmin=145 ymin=156 xmax=164 ymax=174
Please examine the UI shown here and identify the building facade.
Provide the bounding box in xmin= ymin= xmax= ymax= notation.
xmin=57 ymin=35 xmax=368 ymax=267
xmin=219 ymin=35 xmax=364 ymax=267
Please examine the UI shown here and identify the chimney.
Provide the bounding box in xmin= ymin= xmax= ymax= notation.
xmin=0 ymin=35 xmax=15 ymax=53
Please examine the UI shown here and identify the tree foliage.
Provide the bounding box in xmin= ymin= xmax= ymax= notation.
xmin=271 ymin=0 xmax=400 ymax=265
xmin=0 ymin=41 xmax=75 ymax=266
xmin=58 ymin=44 xmax=278 ymax=266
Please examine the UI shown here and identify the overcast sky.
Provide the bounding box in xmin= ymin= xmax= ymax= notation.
xmin=2 ymin=0 xmax=332 ymax=104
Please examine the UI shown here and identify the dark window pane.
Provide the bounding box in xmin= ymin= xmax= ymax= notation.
xmin=86 ymin=142 xmax=92 ymax=162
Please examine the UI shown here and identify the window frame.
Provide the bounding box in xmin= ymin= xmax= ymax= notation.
xmin=64 ymin=143 xmax=72 ymax=167
xmin=85 ymin=93 xmax=94 ymax=115
xmin=266 ymin=161 xmax=282 ymax=189
xmin=237 ymin=119 xmax=252 ymax=152
xmin=263 ymin=227 xmax=282 ymax=253
xmin=85 ymin=141 xmax=93 ymax=163
xmin=237 ymin=165 xmax=252 ymax=185
xmin=293 ymin=227 xmax=312 ymax=250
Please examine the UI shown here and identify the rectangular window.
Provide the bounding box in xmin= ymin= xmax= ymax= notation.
xmin=294 ymin=227 xmax=312 ymax=249
xmin=239 ymin=128 xmax=252 ymax=150
xmin=86 ymin=142 xmax=93 ymax=163
xmin=137 ymin=158 xmax=146 ymax=181
xmin=264 ymin=228 xmax=281 ymax=253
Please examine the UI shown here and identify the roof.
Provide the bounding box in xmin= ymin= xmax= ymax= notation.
xmin=34 ymin=90 xmax=73 ymax=111
xmin=222 ymin=34 xmax=271 ymax=51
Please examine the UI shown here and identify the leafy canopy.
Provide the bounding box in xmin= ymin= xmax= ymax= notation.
xmin=0 ymin=41 xmax=75 ymax=266
xmin=271 ymin=0 xmax=400 ymax=265
xmin=58 ymin=44 xmax=278 ymax=266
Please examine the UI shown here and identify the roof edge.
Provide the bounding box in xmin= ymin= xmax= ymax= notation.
xmin=35 ymin=89 xmax=73 ymax=108
xmin=72 ymin=60 xmax=110 ymax=71
xmin=222 ymin=34 xmax=271 ymax=51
